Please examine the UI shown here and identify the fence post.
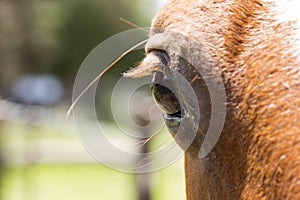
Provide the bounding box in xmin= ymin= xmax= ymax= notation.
xmin=133 ymin=95 xmax=153 ymax=200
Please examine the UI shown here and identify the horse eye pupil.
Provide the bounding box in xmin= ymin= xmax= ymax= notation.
xmin=151 ymin=72 xmax=182 ymax=115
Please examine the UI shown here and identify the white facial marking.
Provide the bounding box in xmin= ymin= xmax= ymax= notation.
xmin=275 ymin=0 xmax=300 ymax=50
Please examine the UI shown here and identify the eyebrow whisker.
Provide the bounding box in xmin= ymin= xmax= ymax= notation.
xmin=66 ymin=39 xmax=148 ymax=118
xmin=119 ymin=17 xmax=149 ymax=33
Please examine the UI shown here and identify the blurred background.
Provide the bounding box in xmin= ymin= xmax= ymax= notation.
xmin=0 ymin=0 xmax=185 ymax=200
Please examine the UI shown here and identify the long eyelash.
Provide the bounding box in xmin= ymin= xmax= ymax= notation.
xmin=135 ymin=127 xmax=168 ymax=150
xmin=119 ymin=17 xmax=149 ymax=33
xmin=123 ymin=53 xmax=164 ymax=78
xmin=131 ymin=137 xmax=175 ymax=170
xmin=190 ymin=75 xmax=200 ymax=84
xmin=66 ymin=39 xmax=148 ymax=118
xmin=137 ymin=136 xmax=156 ymax=150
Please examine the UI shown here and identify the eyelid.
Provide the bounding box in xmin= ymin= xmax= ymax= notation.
xmin=145 ymin=32 xmax=172 ymax=54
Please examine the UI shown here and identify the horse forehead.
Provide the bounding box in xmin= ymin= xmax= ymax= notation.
xmin=151 ymin=0 xmax=211 ymax=28
xmin=152 ymin=0 xmax=300 ymax=52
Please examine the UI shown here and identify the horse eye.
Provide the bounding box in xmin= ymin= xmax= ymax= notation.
xmin=151 ymin=71 xmax=183 ymax=118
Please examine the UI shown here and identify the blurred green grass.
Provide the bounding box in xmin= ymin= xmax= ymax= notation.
xmin=2 ymin=162 xmax=185 ymax=200
xmin=0 ymin=120 xmax=185 ymax=200
xmin=2 ymin=164 xmax=136 ymax=200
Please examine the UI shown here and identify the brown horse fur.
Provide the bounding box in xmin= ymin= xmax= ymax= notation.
xmin=126 ymin=0 xmax=300 ymax=199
